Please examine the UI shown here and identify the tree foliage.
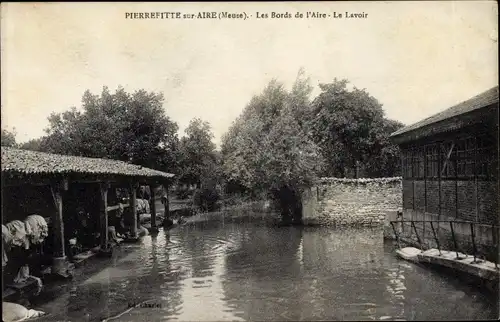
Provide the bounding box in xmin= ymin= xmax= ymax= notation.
xmin=35 ymin=86 xmax=179 ymax=171
xmin=221 ymin=71 xmax=324 ymax=221
xmin=1 ymin=128 xmax=17 ymax=147
xmin=308 ymin=79 xmax=404 ymax=177
xmin=177 ymin=118 xmax=218 ymax=187
xmin=18 ymin=137 xmax=45 ymax=152
xmin=8 ymin=72 xmax=404 ymax=220
xmin=173 ymin=118 xmax=223 ymax=211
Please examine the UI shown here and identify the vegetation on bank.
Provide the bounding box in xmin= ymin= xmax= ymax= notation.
xmin=1 ymin=69 xmax=404 ymax=222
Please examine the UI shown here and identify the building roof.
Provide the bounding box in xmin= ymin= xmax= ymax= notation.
xmin=391 ymin=86 xmax=499 ymax=138
xmin=1 ymin=147 xmax=175 ymax=180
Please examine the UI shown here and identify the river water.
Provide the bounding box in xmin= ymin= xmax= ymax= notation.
xmin=33 ymin=216 xmax=498 ymax=321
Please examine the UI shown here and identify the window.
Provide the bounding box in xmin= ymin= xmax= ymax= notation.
xmin=465 ymin=138 xmax=476 ymax=176
xmin=414 ymin=147 xmax=425 ymax=179
xmin=455 ymin=139 xmax=467 ymax=177
xmin=402 ymin=150 xmax=408 ymax=179
xmin=402 ymin=149 xmax=413 ymax=179
xmin=476 ymin=135 xmax=495 ymax=178
xmin=425 ymin=144 xmax=439 ymax=178
xmin=455 ymin=137 xmax=476 ymax=178
xmin=402 ymin=146 xmax=425 ymax=179
xmin=412 ymin=148 xmax=419 ymax=178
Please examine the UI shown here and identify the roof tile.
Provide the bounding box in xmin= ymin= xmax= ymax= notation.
xmin=391 ymin=86 xmax=499 ymax=137
xmin=1 ymin=147 xmax=175 ymax=179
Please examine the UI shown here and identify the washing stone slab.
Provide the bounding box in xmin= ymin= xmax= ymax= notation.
xmin=417 ymin=249 xmax=500 ymax=281
xmin=395 ymin=247 xmax=422 ymax=262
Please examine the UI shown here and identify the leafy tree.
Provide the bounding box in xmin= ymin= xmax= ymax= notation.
xmin=18 ymin=137 xmax=45 ymax=151
xmin=362 ymin=118 xmax=404 ymax=177
xmin=221 ymin=72 xmax=324 ymax=223
xmin=175 ymin=118 xmax=223 ymax=210
xmin=177 ymin=118 xmax=217 ymax=188
xmin=40 ymin=86 xmax=179 ymax=171
xmin=1 ymin=128 xmax=17 ymax=147
xmin=308 ymin=79 xmax=404 ymax=178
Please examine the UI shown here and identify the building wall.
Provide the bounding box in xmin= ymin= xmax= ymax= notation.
xmin=397 ymin=124 xmax=499 ymax=260
xmin=302 ymin=178 xmax=402 ymax=227
xmin=400 ymin=140 xmax=498 ymax=224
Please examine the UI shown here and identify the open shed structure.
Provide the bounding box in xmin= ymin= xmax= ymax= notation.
xmin=2 ymin=146 xmax=174 ymax=276
xmin=390 ymin=86 xmax=499 ymax=257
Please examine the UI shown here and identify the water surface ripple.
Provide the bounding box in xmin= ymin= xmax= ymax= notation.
xmin=34 ymin=218 xmax=498 ymax=321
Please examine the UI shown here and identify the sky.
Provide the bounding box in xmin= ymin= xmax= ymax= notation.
xmin=1 ymin=1 xmax=498 ymax=146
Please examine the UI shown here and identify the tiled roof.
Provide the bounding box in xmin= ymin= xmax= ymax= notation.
xmin=1 ymin=147 xmax=175 ymax=179
xmin=391 ymin=86 xmax=499 ymax=138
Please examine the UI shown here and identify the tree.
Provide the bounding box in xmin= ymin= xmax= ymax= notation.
xmin=19 ymin=137 xmax=45 ymax=151
xmin=40 ymin=86 xmax=179 ymax=171
xmin=362 ymin=118 xmax=404 ymax=177
xmin=308 ymin=79 xmax=404 ymax=178
xmin=176 ymin=118 xmax=222 ymax=210
xmin=221 ymin=71 xmax=324 ymax=223
xmin=177 ymin=118 xmax=217 ymax=187
xmin=1 ymin=128 xmax=17 ymax=147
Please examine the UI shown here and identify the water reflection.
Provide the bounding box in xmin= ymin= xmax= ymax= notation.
xmin=32 ymin=219 xmax=497 ymax=321
xmin=223 ymin=226 xmax=304 ymax=321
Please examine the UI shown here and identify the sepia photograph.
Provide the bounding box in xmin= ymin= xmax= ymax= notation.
xmin=1 ymin=1 xmax=499 ymax=321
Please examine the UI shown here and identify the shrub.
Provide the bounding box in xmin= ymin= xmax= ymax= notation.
xmin=193 ymin=187 xmax=220 ymax=212
xmin=175 ymin=187 xmax=193 ymax=200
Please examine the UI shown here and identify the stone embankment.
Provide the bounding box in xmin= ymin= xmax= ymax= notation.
xmin=302 ymin=177 xmax=402 ymax=227
xmin=395 ymin=246 xmax=500 ymax=293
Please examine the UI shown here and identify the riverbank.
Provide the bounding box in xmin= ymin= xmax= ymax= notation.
xmin=395 ymin=246 xmax=499 ymax=296
xmin=182 ymin=200 xmax=281 ymax=226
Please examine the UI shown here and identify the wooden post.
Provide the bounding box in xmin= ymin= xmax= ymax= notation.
xmin=164 ymin=183 xmax=170 ymax=220
xmin=129 ymin=182 xmax=138 ymax=238
xmin=100 ymin=182 xmax=109 ymax=250
xmin=412 ymin=147 xmax=415 ymax=211
xmin=455 ymin=141 xmax=459 ymax=219
xmin=150 ymin=183 xmax=159 ymax=233
xmin=401 ymin=148 xmax=405 ymax=231
xmin=424 ymin=146 xmax=428 ymax=213
xmin=437 ymin=142 xmax=443 ymax=231
xmin=441 ymin=141 xmax=455 ymax=176
xmin=474 ymin=136 xmax=479 ymax=222
xmin=423 ymin=146 xmax=427 ymax=243
xmin=50 ymin=179 xmax=69 ymax=277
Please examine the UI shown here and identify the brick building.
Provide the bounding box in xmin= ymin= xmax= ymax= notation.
xmin=390 ymin=86 xmax=499 ymax=255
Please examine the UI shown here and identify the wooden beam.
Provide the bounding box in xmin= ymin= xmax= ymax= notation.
xmin=441 ymin=141 xmax=455 ymax=176
xmin=106 ymin=203 xmax=130 ymax=212
xmin=411 ymin=147 xmax=415 ymax=211
xmin=49 ymin=183 xmax=65 ymax=258
xmin=49 ymin=179 xmax=71 ymax=277
xmin=474 ymin=136 xmax=479 ymax=222
xmin=401 ymin=150 xmax=405 ymax=214
xmin=100 ymin=182 xmax=109 ymax=249
xmin=3 ymin=175 xmax=56 ymax=187
xmin=423 ymin=146 xmax=427 ymax=241
xmin=164 ymin=184 xmax=170 ymax=220
xmin=2 ymin=176 xmax=119 ymax=188
xmin=455 ymin=143 xmax=459 ymax=219
xmin=438 ymin=142 xmax=442 ymax=234
xmin=150 ymin=184 xmax=158 ymax=233
xmin=424 ymin=146 xmax=428 ymax=213
xmin=129 ymin=182 xmax=138 ymax=237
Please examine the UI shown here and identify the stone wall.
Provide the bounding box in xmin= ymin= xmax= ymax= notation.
xmin=302 ymin=177 xmax=402 ymax=227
